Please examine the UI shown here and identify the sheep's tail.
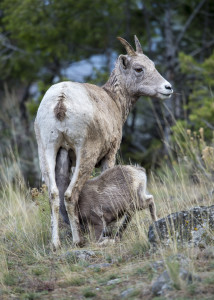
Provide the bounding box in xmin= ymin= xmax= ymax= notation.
xmin=54 ymin=92 xmax=67 ymax=121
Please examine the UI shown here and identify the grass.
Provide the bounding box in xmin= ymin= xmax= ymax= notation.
xmin=0 ymin=133 xmax=214 ymax=299
xmin=82 ymin=287 xmax=96 ymax=298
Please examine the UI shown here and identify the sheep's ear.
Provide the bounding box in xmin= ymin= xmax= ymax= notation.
xmin=119 ymin=55 xmax=129 ymax=69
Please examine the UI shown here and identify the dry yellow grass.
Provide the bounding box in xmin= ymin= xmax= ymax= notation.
xmin=0 ymin=138 xmax=213 ymax=299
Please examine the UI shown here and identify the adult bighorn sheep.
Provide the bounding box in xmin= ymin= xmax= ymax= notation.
xmin=58 ymin=158 xmax=157 ymax=241
xmin=34 ymin=36 xmax=173 ymax=249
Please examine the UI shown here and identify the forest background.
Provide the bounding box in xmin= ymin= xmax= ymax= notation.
xmin=0 ymin=0 xmax=214 ymax=186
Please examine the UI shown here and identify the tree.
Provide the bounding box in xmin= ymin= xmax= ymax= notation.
xmin=1 ymin=0 xmax=214 ymax=183
xmin=178 ymin=51 xmax=214 ymax=138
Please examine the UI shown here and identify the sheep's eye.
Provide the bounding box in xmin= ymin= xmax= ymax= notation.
xmin=135 ymin=68 xmax=143 ymax=73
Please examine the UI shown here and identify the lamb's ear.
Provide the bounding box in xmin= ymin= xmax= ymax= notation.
xmin=119 ymin=55 xmax=129 ymax=70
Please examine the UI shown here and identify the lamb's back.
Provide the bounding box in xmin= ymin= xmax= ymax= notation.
xmin=78 ymin=165 xmax=146 ymax=221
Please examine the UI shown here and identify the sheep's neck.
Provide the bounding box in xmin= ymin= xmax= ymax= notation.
xmin=103 ymin=69 xmax=138 ymax=124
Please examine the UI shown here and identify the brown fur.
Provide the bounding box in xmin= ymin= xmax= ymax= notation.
xmin=54 ymin=92 xmax=67 ymax=121
xmin=60 ymin=165 xmax=157 ymax=241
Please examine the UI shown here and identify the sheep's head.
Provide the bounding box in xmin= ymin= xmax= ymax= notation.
xmin=117 ymin=36 xmax=173 ymax=100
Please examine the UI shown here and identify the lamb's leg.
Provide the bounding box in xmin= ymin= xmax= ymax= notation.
xmin=64 ymin=147 xmax=97 ymax=246
xmin=137 ymin=181 xmax=157 ymax=222
xmin=96 ymin=224 xmax=116 ymax=245
xmin=147 ymin=195 xmax=157 ymax=221
xmin=91 ymin=207 xmax=108 ymax=240
xmin=93 ymin=224 xmax=104 ymax=241
xmin=115 ymin=213 xmax=132 ymax=239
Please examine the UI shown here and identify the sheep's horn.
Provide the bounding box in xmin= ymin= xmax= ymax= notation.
xmin=134 ymin=35 xmax=143 ymax=54
xmin=117 ymin=37 xmax=136 ymax=56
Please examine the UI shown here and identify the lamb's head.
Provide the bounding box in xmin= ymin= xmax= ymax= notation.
xmin=117 ymin=36 xmax=173 ymax=100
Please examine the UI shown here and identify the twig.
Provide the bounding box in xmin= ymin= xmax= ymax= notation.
xmin=0 ymin=33 xmax=25 ymax=53
xmin=190 ymin=39 xmax=214 ymax=57
xmin=201 ymin=119 xmax=214 ymax=130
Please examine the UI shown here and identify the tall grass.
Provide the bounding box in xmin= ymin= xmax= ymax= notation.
xmin=0 ymin=120 xmax=213 ymax=295
xmin=0 ymin=150 xmax=51 ymax=288
xmin=108 ymin=125 xmax=214 ymax=266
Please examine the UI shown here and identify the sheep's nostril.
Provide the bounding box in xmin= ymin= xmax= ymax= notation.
xmin=165 ymin=85 xmax=172 ymax=90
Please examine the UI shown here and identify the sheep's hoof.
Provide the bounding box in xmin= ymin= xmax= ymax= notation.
xmin=52 ymin=241 xmax=61 ymax=252
xmin=98 ymin=238 xmax=115 ymax=247
xmin=72 ymin=237 xmax=85 ymax=248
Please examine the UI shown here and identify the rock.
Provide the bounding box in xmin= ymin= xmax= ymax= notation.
xmin=107 ymin=278 xmax=120 ymax=285
xmin=197 ymin=246 xmax=214 ymax=259
xmin=120 ymin=288 xmax=135 ymax=298
xmin=151 ymin=254 xmax=190 ymax=271
xmin=169 ymin=253 xmax=190 ymax=267
xmin=152 ymin=268 xmax=201 ymax=296
xmin=87 ymin=263 xmax=112 ymax=269
xmin=150 ymin=260 xmax=164 ymax=271
xmin=179 ymin=267 xmax=201 ymax=283
xmin=62 ymin=250 xmax=96 ymax=262
xmin=148 ymin=205 xmax=214 ymax=247
xmin=152 ymin=270 xmax=172 ymax=296
xmin=178 ymin=268 xmax=193 ymax=283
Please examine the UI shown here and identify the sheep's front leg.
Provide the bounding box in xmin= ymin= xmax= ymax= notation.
xmin=64 ymin=148 xmax=97 ymax=246
xmin=100 ymin=141 xmax=119 ymax=171
xmin=101 ymin=155 xmax=116 ymax=171
xmin=64 ymin=178 xmax=86 ymax=246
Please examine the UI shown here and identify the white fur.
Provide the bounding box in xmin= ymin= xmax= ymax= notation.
xmin=36 ymin=82 xmax=94 ymax=150
xmin=35 ymin=36 xmax=172 ymax=249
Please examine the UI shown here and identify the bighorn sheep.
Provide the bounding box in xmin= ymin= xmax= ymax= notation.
xmin=58 ymin=156 xmax=157 ymax=241
xmin=34 ymin=36 xmax=173 ymax=249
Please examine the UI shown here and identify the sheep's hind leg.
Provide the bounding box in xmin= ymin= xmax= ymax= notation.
xmin=43 ymin=146 xmax=61 ymax=250
xmin=138 ymin=182 xmax=157 ymax=222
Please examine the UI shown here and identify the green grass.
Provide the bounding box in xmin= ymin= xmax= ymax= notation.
xmin=3 ymin=273 xmax=19 ymax=286
xmin=82 ymin=287 xmax=96 ymax=298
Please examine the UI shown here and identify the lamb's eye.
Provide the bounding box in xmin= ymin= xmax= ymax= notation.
xmin=135 ymin=68 xmax=143 ymax=73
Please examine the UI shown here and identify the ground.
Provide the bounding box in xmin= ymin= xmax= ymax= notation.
xmin=1 ymin=237 xmax=214 ymax=299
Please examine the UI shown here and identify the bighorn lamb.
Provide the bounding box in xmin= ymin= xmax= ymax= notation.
xmin=34 ymin=36 xmax=173 ymax=249
xmin=60 ymin=159 xmax=157 ymax=241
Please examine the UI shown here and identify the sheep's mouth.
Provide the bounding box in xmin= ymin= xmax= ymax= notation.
xmin=156 ymin=92 xmax=173 ymax=100
xmin=160 ymin=92 xmax=172 ymax=97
